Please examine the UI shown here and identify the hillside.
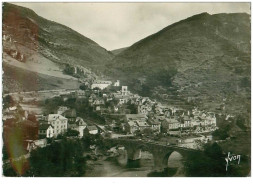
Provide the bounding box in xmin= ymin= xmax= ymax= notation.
xmin=2 ymin=3 xmax=113 ymax=92
xmin=2 ymin=63 xmax=80 ymax=93
xmin=104 ymin=12 xmax=251 ymax=115
xmin=111 ymin=47 xmax=128 ymax=55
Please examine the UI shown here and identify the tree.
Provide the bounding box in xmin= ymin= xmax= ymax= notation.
xmin=143 ymin=128 xmax=153 ymax=136
xmin=63 ymin=64 xmax=75 ymax=75
xmin=236 ymin=115 xmax=247 ymax=130
xmin=79 ymin=84 xmax=87 ymax=90
xmin=184 ymin=143 xmax=241 ymax=177
xmin=3 ymin=95 xmax=15 ymax=109
xmin=134 ymin=130 xmax=142 ymax=137
xmin=23 ymin=139 xmax=87 ymax=177
xmin=66 ymin=130 xmax=79 ymax=137
xmin=126 ymin=101 xmax=138 ymax=114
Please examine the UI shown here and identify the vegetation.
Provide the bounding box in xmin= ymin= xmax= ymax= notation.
xmin=212 ymin=126 xmax=230 ymax=140
xmin=236 ymin=115 xmax=248 ymax=130
xmin=27 ymin=139 xmax=85 ymax=177
xmin=3 ymin=95 xmax=15 ymax=109
xmin=66 ymin=129 xmax=79 ymax=137
xmin=63 ymin=64 xmax=75 ymax=75
xmin=184 ymin=143 xmax=243 ymax=177
xmin=126 ymin=101 xmax=138 ymax=114
xmin=79 ymin=84 xmax=87 ymax=90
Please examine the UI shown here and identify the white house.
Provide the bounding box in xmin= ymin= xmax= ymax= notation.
xmin=91 ymin=80 xmax=112 ymax=90
xmin=38 ymin=123 xmax=54 ymax=138
xmin=73 ymin=117 xmax=87 ymax=137
xmin=85 ymin=126 xmax=99 ymax=135
xmin=114 ymin=80 xmax=120 ymax=86
xmin=47 ymin=114 xmax=68 ymax=137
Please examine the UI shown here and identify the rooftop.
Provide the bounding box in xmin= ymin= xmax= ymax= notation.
xmin=39 ymin=124 xmax=52 ymax=130
xmin=93 ymin=80 xmax=112 ymax=84
xmin=126 ymin=114 xmax=147 ymax=121
xmin=86 ymin=126 xmax=98 ymax=131
xmin=48 ymin=114 xmax=67 ymax=121
xmin=165 ymin=118 xmax=179 ymax=124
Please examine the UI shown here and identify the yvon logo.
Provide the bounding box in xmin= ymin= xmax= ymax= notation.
xmin=225 ymin=152 xmax=241 ymax=171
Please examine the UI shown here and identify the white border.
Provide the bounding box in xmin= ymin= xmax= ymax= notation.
xmin=0 ymin=1 xmax=252 ymax=195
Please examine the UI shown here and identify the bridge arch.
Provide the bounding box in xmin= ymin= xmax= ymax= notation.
xmin=104 ymin=138 xmax=203 ymax=171
xmin=125 ymin=144 xmax=155 ymax=168
xmin=165 ymin=151 xmax=184 ymax=168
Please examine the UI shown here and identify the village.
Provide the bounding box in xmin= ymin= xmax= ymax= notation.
xmin=3 ymin=77 xmax=219 ymax=158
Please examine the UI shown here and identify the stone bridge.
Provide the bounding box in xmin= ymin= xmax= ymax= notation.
xmin=104 ymin=138 xmax=203 ymax=171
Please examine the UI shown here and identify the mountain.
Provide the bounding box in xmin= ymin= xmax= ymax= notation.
xmin=2 ymin=3 xmax=113 ymax=92
xmin=111 ymin=47 xmax=128 ymax=55
xmin=104 ymin=12 xmax=251 ymax=115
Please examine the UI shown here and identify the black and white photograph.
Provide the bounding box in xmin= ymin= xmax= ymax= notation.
xmin=1 ymin=1 xmax=251 ymax=178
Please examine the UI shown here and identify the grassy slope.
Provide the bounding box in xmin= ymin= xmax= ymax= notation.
xmin=3 ymin=63 xmax=80 ymax=93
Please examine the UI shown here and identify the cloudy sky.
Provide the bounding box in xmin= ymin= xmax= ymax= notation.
xmin=14 ymin=2 xmax=250 ymax=50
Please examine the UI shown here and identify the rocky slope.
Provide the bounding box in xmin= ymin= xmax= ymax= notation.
xmin=2 ymin=3 xmax=113 ymax=92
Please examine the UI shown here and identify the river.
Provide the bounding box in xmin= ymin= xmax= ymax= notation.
xmin=84 ymin=151 xmax=185 ymax=177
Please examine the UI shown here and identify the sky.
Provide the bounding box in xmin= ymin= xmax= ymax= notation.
xmin=14 ymin=2 xmax=250 ymax=50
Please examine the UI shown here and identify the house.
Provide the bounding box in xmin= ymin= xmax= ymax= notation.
xmin=47 ymin=114 xmax=68 ymax=137
xmin=126 ymin=121 xmax=139 ymax=134
xmin=119 ymin=98 xmax=128 ymax=104
xmin=121 ymin=86 xmax=129 ymax=96
xmin=147 ymin=119 xmax=161 ymax=132
xmin=191 ymin=118 xmax=201 ymax=127
xmin=73 ymin=117 xmax=87 ymax=137
xmin=125 ymin=114 xmax=147 ymax=122
xmin=125 ymin=114 xmax=150 ymax=134
xmin=75 ymin=90 xmax=86 ymax=98
xmin=91 ymin=80 xmax=112 ymax=90
xmin=138 ymin=104 xmax=152 ymax=115
xmin=84 ymin=126 xmax=99 ymax=135
xmin=26 ymin=139 xmax=47 ymax=152
xmin=114 ymin=80 xmax=120 ymax=86
xmin=154 ymin=114 xmax=165 ymax=121
xmin=62 ymin=109 xmax=77 ymax=124
xmin=182 ymin=116 xmax=191 ymax=128
xmin=38 ymin=123 xmax=54 ymax=138
xmin=162 ymin=118 xmax=180 ymax=132
xmin=136 ymin=120 xmax=151 ymax=131
xmin=92 ymin=99 xmax=105 ymax=111
xmin=92 ymin=99 xmax=105 ymax=106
